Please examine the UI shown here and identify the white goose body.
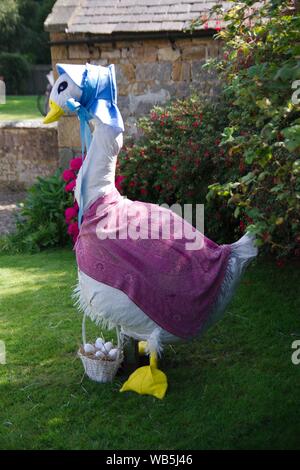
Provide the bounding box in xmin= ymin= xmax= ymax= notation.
xmin=43 ymin=62 xmax=257 ymax=397
xmin=74 ymin=120 xmax=257 ymax=351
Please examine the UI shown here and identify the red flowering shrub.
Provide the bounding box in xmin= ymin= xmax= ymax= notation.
xmin=118 ymin=94 xmax=239 ymax=243
xmin=118 ymin=1 xmax=300 ymax=260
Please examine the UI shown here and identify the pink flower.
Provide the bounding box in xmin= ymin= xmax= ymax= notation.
xmin=65 ymin=207 xmax=78 ymax=223
xmin=70 ymin=157 xmax=83 ymax=171
xmin=73 ymin=201 xmax=79 ymax=211
xmin=215 ymin=21 xmax=221 ymax=32
xmin=62 ymin=169 xmax=76 ymax=182
xmin=67 ymin=222 xmax=79 ymax=237
xmin=115 ymin=175 xmax=125 ymax=191
xmin=65 ymin=180 xmax=76 ymax=192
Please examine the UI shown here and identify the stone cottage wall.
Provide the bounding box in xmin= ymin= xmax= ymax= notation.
xmin=0 ymin=121 xmax=58 ymax=190
xmin=50 ymin=33 xmax=222 ymax=166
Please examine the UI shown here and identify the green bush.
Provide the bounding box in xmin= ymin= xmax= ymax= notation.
xmin=0 ymin=170 xmax=71 ymax=253
xmin=0 ymin=52 xmax=30 ymax=94
xmin=202 ymin=0 xmax=300 ymax=259
xmin=119 ymin=0 xmax=300 ymax=259
xmin=118 ymin=94 xmax=240 ymax=243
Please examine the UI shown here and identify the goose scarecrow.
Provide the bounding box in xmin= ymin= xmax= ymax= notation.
xmin=44 ymin=63 xmax=257 ymax=399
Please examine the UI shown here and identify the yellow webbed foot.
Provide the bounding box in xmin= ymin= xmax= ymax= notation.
xmin=120 ymin=352 xmax=168 ymax=400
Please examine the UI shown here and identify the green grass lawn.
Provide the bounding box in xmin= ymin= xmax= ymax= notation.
xmin=0 ymin=96 xmax=41 ymax=121
xmin=0 ymin=249 xmax=299 ymax=450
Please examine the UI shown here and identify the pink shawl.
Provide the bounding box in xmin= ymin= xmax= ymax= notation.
xmin=75 ymin=189 xmax=231 ymax=339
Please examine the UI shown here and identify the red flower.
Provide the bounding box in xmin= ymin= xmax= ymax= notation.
xmin=171 ymin=165 xmax=177 ymax=172
xmin=67 ymin=222 xmax=79 ymax=237
xmin=192 ymin=121 xmax=199 ymax=128
xmin=70 ymin=157 xmax=83 ymax=171
xmin=239 ymin=161 xmax=246 ymax=174
xmin=129 ymin=181 xmax=135 ymax=187
xmin=115 ymin=175 xmax=125 ymax=191
xmin=140 ymin=150 xmax=145 ymax=157
xmin=239 ymin=220 xmax=246 ymax=233
xmin=204 ymin=151 xmax=210 ymax=158
xmin=154 ymin=185 xmax=161 ymax=192
xmin=65 ymin=180 xmax=76 ymax=192
xmin=65 ymin=207 xmax=78 ymax=223
xmin=62 ymin=169 xmax=76 ymax=182
xmin=276 ymin=259 xmax=285 ymax=268
xmin=140 ymin=188 xmax=148 ymax=195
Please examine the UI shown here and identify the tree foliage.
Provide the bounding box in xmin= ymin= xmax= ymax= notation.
xmin=0 ymin=0 xmax=19 ymax=35
xmin=0 ymin=0 xmax=55 ymax=64
xmin=202 ymin=0 xmax=300 ymax=259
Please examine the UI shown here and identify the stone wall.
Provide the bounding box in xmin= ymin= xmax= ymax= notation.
xmin=0 ymin=120 xmax=58 ymax=190
xmin=50 ymin=33 xmax=223 ymax=164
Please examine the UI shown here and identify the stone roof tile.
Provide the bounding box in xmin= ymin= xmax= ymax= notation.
xmin=45 ymin=0 xmax=229 ymax=34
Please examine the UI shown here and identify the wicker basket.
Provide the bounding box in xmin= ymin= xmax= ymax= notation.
xmin=78 ymin=314 xmax=123 ymax=383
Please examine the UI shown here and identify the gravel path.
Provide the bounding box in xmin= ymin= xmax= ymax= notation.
xmin=0 ymin=191 xmax=27 ymax=235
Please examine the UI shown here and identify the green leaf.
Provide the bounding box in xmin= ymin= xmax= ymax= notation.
xmin=234 ymin=207 xmax=240 ymax=218
xmin=282 ymin=125 xmax=300 ymax=152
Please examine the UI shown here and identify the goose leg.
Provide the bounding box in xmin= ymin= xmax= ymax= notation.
xmin=138 ymin=341 xmax=148 ymax=355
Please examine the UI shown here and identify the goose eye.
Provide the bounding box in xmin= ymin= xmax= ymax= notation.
xmin=58 ymin=81 xmax=68 ymax=94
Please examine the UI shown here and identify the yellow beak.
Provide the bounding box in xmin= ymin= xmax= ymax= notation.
xmin=43 ymin=99 xmax=64 ymax=124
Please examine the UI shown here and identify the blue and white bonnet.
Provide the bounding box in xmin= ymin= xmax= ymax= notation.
xmin=56 ymin=62 xmax=124 ymax=133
